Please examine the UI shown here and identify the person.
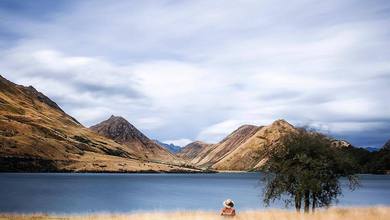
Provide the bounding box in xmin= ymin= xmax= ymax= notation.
xmin=220 ymin=199 xmax=236 ymax=217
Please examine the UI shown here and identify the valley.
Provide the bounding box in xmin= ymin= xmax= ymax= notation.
xmin=0 ymin=75 xmax=389 ymax=173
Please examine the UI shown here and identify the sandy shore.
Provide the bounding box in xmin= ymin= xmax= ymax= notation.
xmin=1 ymin=207 xmax=389 ymax=220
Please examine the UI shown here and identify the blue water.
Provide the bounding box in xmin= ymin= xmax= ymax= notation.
xmin=0 ymin=173 xmax=389 ymax=214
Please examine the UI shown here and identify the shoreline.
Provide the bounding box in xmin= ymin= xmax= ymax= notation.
xmin=0 ymin=169 xmax=219 ymax=174
xmin=1 ymin=207 xmax=389 ymax=220
xmin=1 ymin=171 xmax=389 ymax=175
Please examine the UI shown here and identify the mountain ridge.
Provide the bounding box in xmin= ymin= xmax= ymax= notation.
xmin=154 ymin=140 xmax=182 ymax=153
xmin=177 ymin=141 xmax=212 ymax=160
xmin=1 ymin=75 xmax=388 ymax=173
xmin=0 ymin=75 xmax=195 ymax=172
xmin=90 ymin=115 xmax=182 ymax=163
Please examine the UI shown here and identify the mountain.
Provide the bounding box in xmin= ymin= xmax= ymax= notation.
xmin=211 ymin=120 xmax=295 ymax=170
xmin=191 ymin=124 xmax=261 ymax=168
xmin=177 ymin=141 xmax=212 ymax=160
xmin=154 ymin=140 xmax=182 ymax=153
xmin=179 ymin=119 xmax=387 ymax=173
xmin=178 ymin=120 xmax=295 ymax=171
xmin=90 ymin=116 xmax=181 ymax=163
xmin=365 ymin=147 xmax=380 ymax=152
xmin=0 ymin=75 xmax=195 ymax=172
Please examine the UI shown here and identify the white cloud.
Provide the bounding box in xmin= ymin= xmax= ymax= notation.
xmin=1 ymin=0 xmax=390 ymax=147
xmin=163 ymin=139 xmax=193 ymax=147
xmin=197 ymin=120 xmax=246 ymax=143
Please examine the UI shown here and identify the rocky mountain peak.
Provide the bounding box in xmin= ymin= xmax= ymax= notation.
xmin=90 ymin=115 xmax=148 ymax=144
xmin=90 ymin=115 xmax=180 ymax=162
xmin=109 ymin=114 xmax=123 ymax=120
xmin=271 ymin=119 xmax=294 ymax=128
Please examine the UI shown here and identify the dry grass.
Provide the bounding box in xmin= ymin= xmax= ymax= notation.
xmin=1 ymin=207 xmax=389 ymax=220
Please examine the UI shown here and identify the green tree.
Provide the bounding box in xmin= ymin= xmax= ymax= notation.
xmin=262 ymin=127 xmax=359 ymax=213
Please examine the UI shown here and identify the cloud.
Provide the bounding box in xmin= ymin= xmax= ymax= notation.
xmin=0 ymin=47 xmax=146 ymax=127
xmin=163 ymin=139 xmax=193 ymax=147
xmin=0 ymin=0 xmax=390 ymax=147
xmin=197 ymin=120 xmax=248 ymax=143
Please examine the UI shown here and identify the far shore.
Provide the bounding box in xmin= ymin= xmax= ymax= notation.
xmin=1 ymin=207 xmax=389 ymax=220
xmin=216 ymin=170 xmax=253 ymax=173
xmin=2 ymin=170 xmax=390 ymax=174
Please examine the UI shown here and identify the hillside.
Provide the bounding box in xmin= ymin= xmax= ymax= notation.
xmin=90 ymin=116 xmax=182 ymax=164
xmin=211 ymin=120 xmax=296 ymax=170
xmin=362 ymin=140 xmax=390 ymax=174
xmin=190 ymin=125 xmax=261 ymax=168
xmin=1 ymin=74 xmax=387 ymax=173
xmin=177 ymin=141 xmax=212 ymax=160
xmin=179 ymin=120 xmax=301 ymax=171
xmin=0 ymin=75 xmax=196 ymax=172
xmin=179 ymin=119 xmax=389 ymax=173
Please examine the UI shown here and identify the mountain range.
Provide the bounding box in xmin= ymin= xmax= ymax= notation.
xmin=0 ymin=75 xmax=389 ymax=173
xmin=0 ymin=75 xmax=195 ymax=172
xmin=177 ymin=123 xmax=390 ymax=173
xmin=178 ymin=120 xmax=295 ymax=170
xmin=153 ymin=140 xmax=182 ymax=153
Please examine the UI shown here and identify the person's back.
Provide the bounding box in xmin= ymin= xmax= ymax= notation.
xmin=221 ymin=207 xmax=236 ymax=216
xmin=220 ymin=199 xmax=236 ymax=217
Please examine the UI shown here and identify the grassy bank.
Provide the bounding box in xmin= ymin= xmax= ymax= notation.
xmin=1 ymin=207 xmax=389 ymax=220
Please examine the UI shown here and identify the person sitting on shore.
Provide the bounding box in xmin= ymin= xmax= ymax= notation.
xmin=220 ymin=199 xmax=236 ymax=217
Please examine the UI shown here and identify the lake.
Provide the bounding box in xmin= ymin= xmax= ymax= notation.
xmin=0 ymin=173 xmax=389 ymax=214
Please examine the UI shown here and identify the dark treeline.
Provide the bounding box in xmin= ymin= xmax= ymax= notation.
xmin=340 ymin=145 xmax=390 ymax=174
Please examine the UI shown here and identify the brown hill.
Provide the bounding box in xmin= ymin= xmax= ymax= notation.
xmin=192 ymin=125 xmax=260 ymax=167
xmin=0 ymin=75 xmax=196 ymax=172
xmin=176 ymin=141 xmax=212 ymax=160
xmin=179 ymin=120 xmax=296 ymax=171
xmin=90 ymin=115 xmax=181 ymax=163
xmin=211 ymin=120 xmax=295 ymax=170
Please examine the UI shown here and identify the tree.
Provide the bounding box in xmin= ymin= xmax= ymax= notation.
xmin=262 ymin=127 xmax=359 ymax=213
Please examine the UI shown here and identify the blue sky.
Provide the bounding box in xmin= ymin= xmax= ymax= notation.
xmin=1 ymin=0 xmax=389 ymax=147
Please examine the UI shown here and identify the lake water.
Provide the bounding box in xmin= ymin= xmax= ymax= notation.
xmin=0 ymin=173 xmax=389 ymax=214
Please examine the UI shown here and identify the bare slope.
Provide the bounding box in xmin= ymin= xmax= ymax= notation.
xmin=179 ymin=120 xmax=295 ymax=171
xmin=177 ymin=141 xmax=212 ymax=160
xmin=192 ymin=125 xmax=260 ymax=167
xmin=211 ymin=120 xmax=295 ymax=170
xmin=90 ymin=115 xmax=181 ymax=163
xmin=0 ymin=75 xmax=192 ymax=172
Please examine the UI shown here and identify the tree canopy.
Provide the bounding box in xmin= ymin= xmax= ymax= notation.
xmin=262 ymin=128 xmax=359 ymax=212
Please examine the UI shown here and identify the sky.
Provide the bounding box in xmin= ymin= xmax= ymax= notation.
xmin=0 ymin=0 xmax=389 ymax=148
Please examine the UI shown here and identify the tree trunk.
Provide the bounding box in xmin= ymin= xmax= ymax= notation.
xmin=312 ymin=195 xmax=316 ymax=213
xmin=304 ymin=190 xmax=310 ymax=213
xmin=295 ymin=194 xmax=301 ymax=212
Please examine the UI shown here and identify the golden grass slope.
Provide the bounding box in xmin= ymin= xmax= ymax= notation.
xmin=0 ymin=75 xmax=197 ymax=172
xmin=1 ymin=207 xmax=389 ymax=220
xmin=179 ymin=120 xmax=295 ymax=171
xmin=176 ymin=141 xmax=212 ymax=160
xmin=192 ymin=125 xmax=260 ymax=167
xmin=90 ymin=115 xmax=182 ymax=164
xmin=212 ymin=120 xmax=295 ymax=170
